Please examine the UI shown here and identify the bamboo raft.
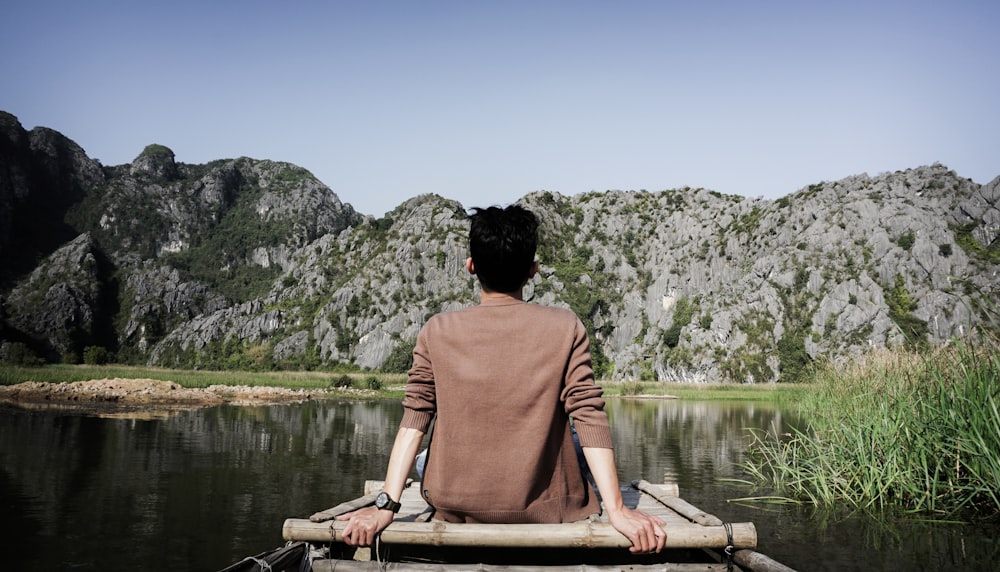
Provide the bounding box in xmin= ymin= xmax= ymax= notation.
xmin=222 ymin=480 xmax=797 ymax=571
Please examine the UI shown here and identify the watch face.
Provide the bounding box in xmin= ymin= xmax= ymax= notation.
xmin=375 ymin=491 xmax=388 ymax=508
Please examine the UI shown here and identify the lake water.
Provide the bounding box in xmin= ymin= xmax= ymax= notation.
xmin=1 ymin=397 xmax=996 ymax=571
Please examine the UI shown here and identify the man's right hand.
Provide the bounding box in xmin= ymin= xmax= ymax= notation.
xmin=606 ymin=506 xmax=667 ymax=554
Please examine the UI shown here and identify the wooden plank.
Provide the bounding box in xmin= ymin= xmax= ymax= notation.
xmin=310 ymin=494 xmax=378 ymax=523
xmin=365 ymin=480 xmax=386 ymax=495
xmin=365 ymin=479 xmax=413 ymax=495
xmin=312 ymin=480 xmax=415 ymax=522
xmin=282 ymin=519 xmax=756 ymax=550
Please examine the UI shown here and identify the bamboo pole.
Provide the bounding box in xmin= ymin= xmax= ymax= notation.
xmin=312 ymin=561 xmax=732 ymax=571
xmin=217 ymin=541 xmax=308 ymax=572
xmin=631 ymin=481 xmax=680 ymax=498
xmin=634 ymin=480 xmax=723 ymax=527
xmin=636 ymin=481 xmax=798 ymax=570
xmin=733 ymin=549 xmax=798 ymax=572
xmin=282 ymin=519 xmax=756 ymax=550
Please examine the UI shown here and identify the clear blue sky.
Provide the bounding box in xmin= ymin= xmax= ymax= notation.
xmin=3 ymin=0 xmax=997 ymax=216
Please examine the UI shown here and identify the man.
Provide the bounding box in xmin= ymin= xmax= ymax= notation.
xmin=338 ymin=205 xmax=666 ymax=554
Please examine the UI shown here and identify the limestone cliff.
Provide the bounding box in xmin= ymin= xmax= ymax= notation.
xmin=1 ymin=111 xmax=997 ymax=381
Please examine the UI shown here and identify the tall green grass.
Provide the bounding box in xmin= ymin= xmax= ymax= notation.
xmin=743 ymin=339 xmax=1000 ymax=519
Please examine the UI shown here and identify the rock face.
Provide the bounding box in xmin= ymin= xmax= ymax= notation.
xmin=1 ymin=110 xmax=998 ymax=382
xmin=3 ymin=233 xmax=109 ymax=360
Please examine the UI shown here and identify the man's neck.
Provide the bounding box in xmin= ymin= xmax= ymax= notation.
xmin=480 ymin=289 xmax=523 ymax=302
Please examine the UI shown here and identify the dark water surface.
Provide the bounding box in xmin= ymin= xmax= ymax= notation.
xmin=1 ymin=398 xmax=996 ymax=571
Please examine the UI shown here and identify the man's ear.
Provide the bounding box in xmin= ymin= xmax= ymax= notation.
xmin=465 ymin=257 xmax=476 ymax=275
xmin=527 ymin=261 xmax=538 ymax=280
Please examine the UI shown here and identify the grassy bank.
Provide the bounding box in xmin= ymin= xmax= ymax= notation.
xmin=1 ymin=363 xmax=804 ymax=401
xmin=743 ymin=339 xmax=1000 ymax=519
xmin=0 ymin=364 xmax=407 ymax=394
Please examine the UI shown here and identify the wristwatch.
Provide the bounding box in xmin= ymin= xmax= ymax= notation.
xmin=374 ymin=491 xmax=401 ymax=513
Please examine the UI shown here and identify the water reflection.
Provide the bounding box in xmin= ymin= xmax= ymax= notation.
xmin=0 ymin=400 xmax=402 ymax=571
xmin=607 ymin=398 xmax=789 ymax=490
xmin=0 ymin=398 xmax=995 ymax=571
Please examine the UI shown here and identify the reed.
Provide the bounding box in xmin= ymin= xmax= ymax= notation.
xmin=743 ymin=338 xmax=1000 ymax=518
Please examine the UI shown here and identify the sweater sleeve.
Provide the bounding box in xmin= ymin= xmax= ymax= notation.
xmin=561 ymin=318 xmax=614 ymax=449
xmin=401 ymin=324 xmax=436 ymax=432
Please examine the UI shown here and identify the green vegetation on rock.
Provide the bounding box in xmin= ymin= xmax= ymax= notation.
xmin=0 ymin=113 xmax=996 ymax=382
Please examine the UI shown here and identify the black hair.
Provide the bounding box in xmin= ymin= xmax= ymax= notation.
xmin=468 ymin=205 xmax=538 ymax=293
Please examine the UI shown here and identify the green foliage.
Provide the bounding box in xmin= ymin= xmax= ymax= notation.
xmin=161 ymin=337 xmax=281 ymax=371
xmin=699 ymin=313 xmax=713 ymax=330
xmin=663 ymin=297 xmax=697 ymax=349
xmin=952 ymin=222 xmax=1000 ymax=264
xmin=590 ymin=344 xmax=612 ymax=380
xmin=619 ymin=380 xmax=645 ymax=396
xmin=82 ymin=346 xmax=110 ymax=365
xmin=769 ymin=264 xmax=817 ymax=382
xmin=730 ymin=206 xmax=763 ymax=235
xmin=362 ymin=375 xmax=384 ymax=391
xmin=165 ymin=208 xmax=288 ymax=303
xmin=802 ymin=182 xmax=826 ymax=199
xmin=214 ymin=341 xmax=276 ymax=371
xmin=158 ymin=169 xmax=303 ymax=302
xmin=1 ymin=342 xmax=44 ymax=366
xmin=381 ymin=339 xmax=415 ymax=373
xmin=895 ymin=229 xmax=916 ymax=251
xmin=66 ymin=182 xmax=173 ymax=260
xmin=844 ymin=322 xmax=874 ymax=348
xmin=777 ymin=328 xmax=811 ymax=383
xmin=331 ymin=374 xmax=353 ymax=388
xmin=885 ymin=274 xmax=929 ymax=347
xmin=724 ymin=351 xmax=773 ymax=384
xmin=275 ymin=353 xmax=317 ymax=372
xmin=335 ymin=326 xmax=354 ymax=354
xmin=139 ymin=143 xmax=173 ymax=159
xmin=273 ymin=165 xmax=313 ymax=185
xmin=794 ymin=267 xmax=810 ymax=289
xmin=736 ymin=311 xmax=776 ymax=345
xmin=634 ymin=369 xmax=651 ymax=382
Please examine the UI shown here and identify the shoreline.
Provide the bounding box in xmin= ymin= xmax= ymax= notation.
xmin=0 ymin=378 xmax=376 ymax=417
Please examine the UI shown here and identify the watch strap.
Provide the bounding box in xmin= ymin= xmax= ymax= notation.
xmin=376 ymin=491 xmax=402 ymax=513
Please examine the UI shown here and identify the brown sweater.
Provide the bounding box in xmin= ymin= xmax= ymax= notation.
xmin=400 ymin=297 xmax=613 ymax=524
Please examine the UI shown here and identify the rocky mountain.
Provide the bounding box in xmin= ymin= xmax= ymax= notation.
xmin=1 ymin=110 xmax=997 ymax=382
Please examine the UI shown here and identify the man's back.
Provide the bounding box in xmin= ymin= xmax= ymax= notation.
xmin=401 ymin=297 xmax=610 ymax=523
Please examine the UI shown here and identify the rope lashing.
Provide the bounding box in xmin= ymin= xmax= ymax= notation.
xmin=723 ymin=521 xmax=735 ymax=572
